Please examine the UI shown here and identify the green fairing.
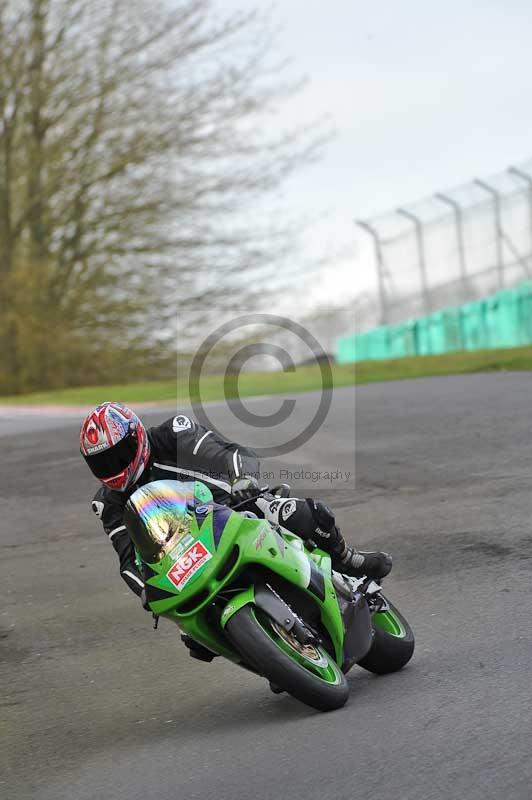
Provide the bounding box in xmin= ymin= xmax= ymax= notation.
xmin=193 ymin=482 xmax=213 ymax=503
xmin=137 ymin=483 xmax=345 ymax=666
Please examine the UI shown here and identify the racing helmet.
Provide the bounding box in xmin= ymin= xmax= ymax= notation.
xmin=80 ymin=402 xmax=150 ymax=492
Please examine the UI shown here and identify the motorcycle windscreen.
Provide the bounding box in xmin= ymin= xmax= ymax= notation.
xmin=124 ymin=480 xmax=197 ymax=563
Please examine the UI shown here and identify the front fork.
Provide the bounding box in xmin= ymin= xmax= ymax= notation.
xmin=221 ymin=583 xmax=314 ymax=646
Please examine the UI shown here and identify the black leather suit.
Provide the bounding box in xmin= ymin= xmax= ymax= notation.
xmin=91 ymin=414 xmax=329 ymax=596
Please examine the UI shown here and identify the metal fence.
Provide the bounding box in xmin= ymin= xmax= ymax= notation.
xmin=356 ymin=158 xmax=532 ymax=329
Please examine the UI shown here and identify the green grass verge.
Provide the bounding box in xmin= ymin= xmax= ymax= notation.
xmin=0 ymin=362 xmax=353 ymax=406
xmin=2 ymin=345 xmax=532 ymax=406
xmin=353 ymin=345 xmax=532 ymax=383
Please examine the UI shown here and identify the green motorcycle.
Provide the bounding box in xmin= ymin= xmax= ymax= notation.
xmin=124 ymin=479 xmax=415 ymax=712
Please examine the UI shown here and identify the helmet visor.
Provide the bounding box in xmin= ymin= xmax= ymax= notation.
xmin=83 ymin=432 xmax=137 ymax=480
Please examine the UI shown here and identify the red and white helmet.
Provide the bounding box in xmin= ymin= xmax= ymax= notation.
xmin=80 ymin=402 xmax=150 ymax=492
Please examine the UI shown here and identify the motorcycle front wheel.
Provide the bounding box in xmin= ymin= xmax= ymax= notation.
xmin=227 ymin=605 xmax=349 ymax=712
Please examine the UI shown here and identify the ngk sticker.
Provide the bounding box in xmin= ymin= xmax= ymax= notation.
xmin=167 ymin=541 xmax=212 ymax=591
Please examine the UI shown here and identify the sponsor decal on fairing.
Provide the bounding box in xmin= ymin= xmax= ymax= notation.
xmin=167 ymin=540 xmax=212 ymax=591
xmin=254 ymin=529 xmax=268 ymax=550
xmin=169 ymin=533 xmax=195 ymax=561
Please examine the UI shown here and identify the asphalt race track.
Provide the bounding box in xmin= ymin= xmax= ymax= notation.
xmin=2 ymin=375 xmax=531 ymax=800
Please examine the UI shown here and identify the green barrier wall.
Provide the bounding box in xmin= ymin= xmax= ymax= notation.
xmin=336 ymin=281 xmax=532 ymax=363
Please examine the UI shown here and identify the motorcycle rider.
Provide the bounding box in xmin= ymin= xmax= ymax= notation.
xmin=80 ymin=402 xmax=392 ymax=601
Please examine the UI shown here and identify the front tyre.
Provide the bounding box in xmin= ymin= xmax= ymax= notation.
xmin=357 ymin=600 xmax=415 ymax=675
xmin=227 ymin=606 xmax=349 ymax=712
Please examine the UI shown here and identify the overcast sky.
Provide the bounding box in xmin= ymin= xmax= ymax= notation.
xmin=221 ymin=0 xmax=532 ymax=303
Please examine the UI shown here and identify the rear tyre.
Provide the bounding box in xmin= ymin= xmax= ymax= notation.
xmin=227 ymin=605 xmax=349 ymax=712
xmin=357 ymin=600 xmax=414 ymax=675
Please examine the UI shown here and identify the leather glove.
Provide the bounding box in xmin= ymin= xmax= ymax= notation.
xmin=231 ymin=475 xmax=260 ymax=508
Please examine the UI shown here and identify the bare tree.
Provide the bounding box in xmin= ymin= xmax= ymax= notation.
xmin=0 ymin=0 xmax=325 ymax=393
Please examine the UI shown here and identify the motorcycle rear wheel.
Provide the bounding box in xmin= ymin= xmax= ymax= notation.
xmin=227 ymin=605 xmax=349 ymax=712
xmin=357 ymin=600 xmax=415 ymax=675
